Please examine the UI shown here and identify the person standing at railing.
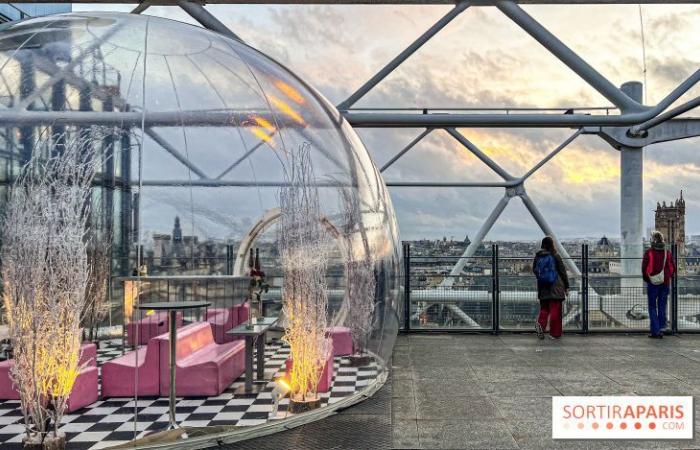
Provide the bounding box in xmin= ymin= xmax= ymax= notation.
xmin=642 ymin=230 xmax=675 ymax=339
xmin=533 ymin=236 xmax=569 ymax=340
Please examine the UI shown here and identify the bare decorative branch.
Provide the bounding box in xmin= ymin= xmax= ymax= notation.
xmin=1 ymin=131 xmax=100 ymax=441
xmin=337 ymin=186 xmax=376 ymax=355
xmin=278 ymin=142 xmax=330 ymax=403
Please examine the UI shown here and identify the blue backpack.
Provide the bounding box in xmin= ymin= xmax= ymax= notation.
xmin=535 ymin=254 xmax=558 ymax=285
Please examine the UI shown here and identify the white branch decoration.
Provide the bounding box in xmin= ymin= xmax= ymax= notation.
xmin=338 ymin=186 xmax=376 ymax=355
xmin=1 ymin=132 xmax=100 ymax=444
xmin=278 ymin=142 xmax=330 ymax=403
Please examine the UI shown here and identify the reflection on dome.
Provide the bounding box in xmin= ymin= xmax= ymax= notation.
xmin=0 ymin=11 xmax=400 ymax=444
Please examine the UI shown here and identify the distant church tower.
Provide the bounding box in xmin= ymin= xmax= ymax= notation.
xmin=654 ymin=191 xmax=685 ymax=271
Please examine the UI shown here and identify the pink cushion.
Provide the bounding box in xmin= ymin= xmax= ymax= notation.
xmin=126 ymin=310 xmax=183 ymax=347
xmin=326 ymin=326 xmax=353 ymax=356
xmin=101 ymin=338 xmax=161 ymax=398
xmin=155 ymin=322 xmax=246 ymax=396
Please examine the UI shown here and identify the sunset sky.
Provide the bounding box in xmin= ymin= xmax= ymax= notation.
xmin=77 ymin=3 xmax=700 ymax=241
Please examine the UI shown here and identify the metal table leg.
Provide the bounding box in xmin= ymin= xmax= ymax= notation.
xmin=245 ymin=335 xmax=254 ymax=392
xmin=256 ymin=332 xmax=265 ymax=380
xmin=167 ymin=310 xmax=179 ymax=431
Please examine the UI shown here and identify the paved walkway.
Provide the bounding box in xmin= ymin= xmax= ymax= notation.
xmin=392 ymin=333 xmax=700 ymax=449
xmin=223 ymin=333 xmax=700 ymax=449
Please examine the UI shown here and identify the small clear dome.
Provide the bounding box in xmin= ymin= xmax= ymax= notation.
xmin=0 ymin=10 xmax=400 ymax=434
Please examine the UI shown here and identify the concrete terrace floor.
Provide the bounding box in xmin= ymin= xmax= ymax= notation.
xmin=224 ymin=333 xmax=700 ymax=449
xmin=392 ymin=333 xmax=700 ymax=449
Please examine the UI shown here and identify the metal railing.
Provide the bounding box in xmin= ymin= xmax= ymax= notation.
xmin=402 ymin=242 xmax=700 ymax=333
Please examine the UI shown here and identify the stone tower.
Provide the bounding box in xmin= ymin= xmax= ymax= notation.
xmin=654 ymin=191 xmax=685 ymax=271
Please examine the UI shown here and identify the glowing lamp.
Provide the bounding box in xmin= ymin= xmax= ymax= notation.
xmin=270 ymin=378 xmax=291 ymax=418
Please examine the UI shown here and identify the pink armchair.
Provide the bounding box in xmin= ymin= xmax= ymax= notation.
xmin=205 ymin=302 xmax=250 ymax=344
xmin=0 ymin=342 xmax=99 ymax=412
xmin=326 ymin=326 xmax=353 ymax=356
xmin=154 ymin=322 xmax=246 ymax=397
xmin=126 ymin=310 xmax=183 ymax=347
xmin=101 ymin=338 xmax=160 ymax=398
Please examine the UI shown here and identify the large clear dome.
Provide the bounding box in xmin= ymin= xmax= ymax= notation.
xmin=0 ymin=10 xmax=400 ymax=432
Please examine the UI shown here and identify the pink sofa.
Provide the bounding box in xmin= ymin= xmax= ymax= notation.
xmin=101 ymin=338 xmax=160 ymax=398
xmin=326 ymin=326 xmax=353 ymax=356
xmin=205 ymin=302 xmax=250 ymax=344
xmin=126 ymin=310 xmax=183 ymax=347
xmin=285 ymin=344 xmax=334 ymax=393
xmin=155 ymin=322 xmax=245 ymax=397
xmin=0 ymin=342 xmax=99 ymax=412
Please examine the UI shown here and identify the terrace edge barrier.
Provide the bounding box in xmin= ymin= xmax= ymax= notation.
xmin=400 ymin=241 xmax=700 ymax=334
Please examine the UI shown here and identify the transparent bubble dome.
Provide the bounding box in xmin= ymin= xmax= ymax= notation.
xmin=0 ymin=11 xmax=400 ymax=393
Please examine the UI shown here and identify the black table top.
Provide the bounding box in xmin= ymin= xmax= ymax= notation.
xmin=136 ymin=301 xmax=211 ymax=311
xmin=227 ymin=317 xmax=278 ymax=336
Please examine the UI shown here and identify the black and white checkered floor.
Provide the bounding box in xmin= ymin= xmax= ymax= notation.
xmin=0 ymin=339 xmax=379 ymax=449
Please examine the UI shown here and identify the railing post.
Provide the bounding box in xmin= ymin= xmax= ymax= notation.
xmin=671 ymin=242 xmax=679 ymax=335
xmin=491 ymin=244 xmax=499 ymax=334
xmin=226 ymin=243 xmax=234 ymax=275
xmin=582 ymin=243 xmax=589 ymax=333
xmin=403 ymin=242 xmax=411 ymax=332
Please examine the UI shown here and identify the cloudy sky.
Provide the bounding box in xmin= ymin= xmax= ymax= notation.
xmin=76 ymin=3 xmax=700 ymax=241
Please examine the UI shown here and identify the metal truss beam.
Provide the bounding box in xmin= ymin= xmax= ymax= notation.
xmin=631 ymin=95 xmax=700 ymax=135
xmin=177 ymin=0 xmax=243 ymax=41
xmin=441 ymin=193 xmax=511 ymax=288
xmin=131 ymin=2 xmax=151 ymax=13
xmin=446 ymin=127 xmax=515 ymax=180
xmin=145 ymin=128 xmax=209 ymax=179
xmin=4 ymin=108 xmax=699 ymax=133
xmin=0 ymin=110 xmax=303 ymax=127
xmin=592 ymin=118 xmax=700 ymax=148
xmin=7 ymin=0 xmax=698 ymax=4
xmin=343 ymin=111 xmax=660 ymax=128
xmin=386 ymin=181 xmax=517 ymax=187
xmin=496 ymin=1 xmax=642 ymax=113
xmin=519 ymin=191 xmax=580 ymax=276
xmin=337 ymin=1 xmax=469 ymax=110
xmin=380 ymin=128 xmax=432 ymax=172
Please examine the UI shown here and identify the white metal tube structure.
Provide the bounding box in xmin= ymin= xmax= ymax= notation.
xmin=337 ymin=1 xmax=469 ymax=109
xmin=495 ymin=1 xmax=643 ymax=113
xmin=177 ymin=0 xmax=243 ymax=41
xmin=380 ymin=128 xmax=432 ymax=172
xmin=446 ymin=128 xmax=515 ymax=180
xmin=519 ymin=192 xmax=581 ymax=277
xmin=441 ymin=193 xmax=512 ymax=288
xmin=619 ymin=81 xmax=644 ymax=289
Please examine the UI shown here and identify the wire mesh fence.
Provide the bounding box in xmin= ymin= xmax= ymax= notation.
xmin=402 ymin=244 xmax=700 ymax=333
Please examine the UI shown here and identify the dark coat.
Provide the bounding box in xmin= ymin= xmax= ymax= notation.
xmin=642 ymin=244 xmax=675 ymax=286
xmin=532 ymin=249 xmax=569 ymax=301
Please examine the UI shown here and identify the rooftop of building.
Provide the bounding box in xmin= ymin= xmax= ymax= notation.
xmin=222 ymin=334 xmax=700 ymax=449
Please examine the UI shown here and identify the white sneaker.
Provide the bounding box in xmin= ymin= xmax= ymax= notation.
xmin=535 ymin=322 xmax=544 ymax=340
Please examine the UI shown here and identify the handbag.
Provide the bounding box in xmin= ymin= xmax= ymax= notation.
xmin=551 ymin=276 xmax=566 ymax=299
xmin=647 ymin=250 xmax=666 ymax=286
